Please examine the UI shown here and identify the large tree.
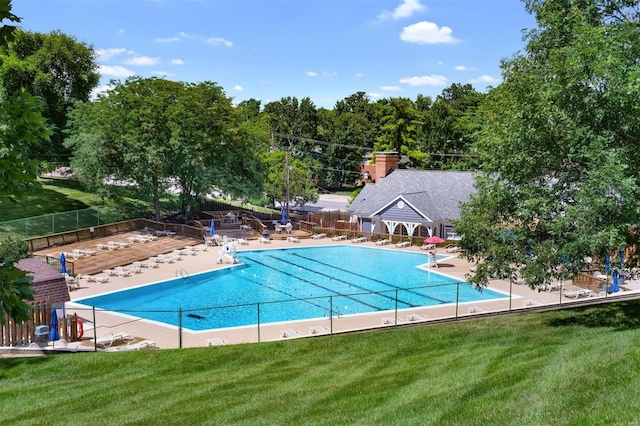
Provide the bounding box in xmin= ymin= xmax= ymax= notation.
xmin=455 ymin=0 xmax=640 ymax=289
xmin=66 ymin=77 xmax=264 ymax=222
xmin=0 ymin=29 xmax=99 ymax=161
xmin=0 ymin=0 xmax=53 ymax=323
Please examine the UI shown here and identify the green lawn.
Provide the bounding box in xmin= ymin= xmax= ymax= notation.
xmin=2 ymin=300 xmax=639 ymax=425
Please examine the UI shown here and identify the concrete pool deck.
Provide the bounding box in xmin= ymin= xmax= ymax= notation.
xmin=15 ymin=236 xmax=640 ymax=354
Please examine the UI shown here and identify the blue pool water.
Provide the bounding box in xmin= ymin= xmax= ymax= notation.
xmin=76 ymin=245 xmax=506 ymax=330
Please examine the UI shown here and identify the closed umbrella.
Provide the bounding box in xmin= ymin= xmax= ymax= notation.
xmin=210 ymin=219 xmax=215 ymax=236
xmin=49 ymin=312 xmax=60 ymax=341
xmin=59 ymin=252 xmax=68 ymax=274
xmin=281 ymin=209 xmax=287 ymax=225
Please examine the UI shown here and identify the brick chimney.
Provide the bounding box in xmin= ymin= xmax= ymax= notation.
xmin=375 ymin=152 xmax=399 ymax=180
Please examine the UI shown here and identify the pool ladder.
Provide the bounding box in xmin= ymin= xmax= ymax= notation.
xmin=176 ymin=268 xmax=189 ymax=281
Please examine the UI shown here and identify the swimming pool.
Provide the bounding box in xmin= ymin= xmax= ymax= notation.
xmin=76 ymin=245 xmax=507 ymax=330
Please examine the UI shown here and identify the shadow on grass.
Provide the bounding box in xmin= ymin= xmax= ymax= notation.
xmin=547 ymin=299 xmax=640 ymax=331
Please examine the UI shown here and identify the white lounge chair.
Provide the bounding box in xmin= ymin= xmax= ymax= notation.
xmin=206 ymin=337 xmax=228 ymax=346
xmin=523 ymin=299 xmax=543 ymax=307
xmin=420 ymin=244 xmax=436 ymax=250
xmin=332 ymin=235 xmax=348 ymax=241
xmin=467 ymin=306 xmax=489 ymax=314
xmin=237 ymin=238 xmax=249 ymax=245
xmin=287 ymin=236 xmax=300 ymax=243
xmin=113 ymin=267 xmax=132 ymax=277
xmin=64 ymin=273 xmax=79 ymax=290
xmin=309 ymin=325 xmax=330 ymax=335
xmin=351 ymin=236 xmax=367 ymax=243
xmin=280 ymin=329 xmax=302 ymax=338
xmin=240 ymin=224 xmax=252 ymax=230
xmin=156 ymin=254 xmax=177 ymax=263
xmin=381 ymin=317 xmax=404 ymax=325
xmin=258 ymin=237 xmax=271 ymax=244
xmin=395 ymin=240 xmax=411 ymax=248
xmin=71 ymin=249 xmax=86 ymax=259
xmin=563 ymin=288 xmax=594 ymax=299
xmin=375 ymin=239 xmax=391 ymax=245
xmin=444 ymin=244 xmax=461 ymax=253
xmin=82 ymin=274 xmax=110 ymax=283
xmin=93 ymin=331 xmax=132 ymax=348
xmin=116 ymin=339 xmax=156 ymax=351
xmin=311 ymin=233 xmax=326 ymax=239
xmin=406 ymin=313 xmax=428 ymax=322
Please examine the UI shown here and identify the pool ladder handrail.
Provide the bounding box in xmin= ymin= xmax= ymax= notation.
xmin=176 ymin=268 xmax=189 ymax=280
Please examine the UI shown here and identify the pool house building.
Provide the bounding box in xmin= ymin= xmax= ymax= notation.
xmin=349 ymin=154 xmax=475 ymax=240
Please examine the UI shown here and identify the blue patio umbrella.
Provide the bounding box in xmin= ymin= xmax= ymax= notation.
xmin=49 ymin=312 xmax=60 ymax=341
xmin=281 ymin=209 xmax=287 ymax=225
xmin=612 ymin=272 xmax=620 ymax=293
xmin=604 ymin=253 xmax=611 ymax=274
xmin=210 ymin=219 xmax=215 ymax=236
xmin=59 ymin=252 xmax=68 ymax=274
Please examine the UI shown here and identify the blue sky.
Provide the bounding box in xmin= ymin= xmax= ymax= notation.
xmin=14 ymin=0 xmax=536 ymax=108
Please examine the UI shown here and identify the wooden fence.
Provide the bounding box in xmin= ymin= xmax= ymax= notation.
xmin=1 ymin=300 xmax=50 ymax=347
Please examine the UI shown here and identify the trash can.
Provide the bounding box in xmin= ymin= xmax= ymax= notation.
xmin=34 ymin=325 xmax=49 ymax=346
xmin=263 ymin=229 xmax=270 ymax=239
xmin=617 ymin=268 xmax=625 ymax=286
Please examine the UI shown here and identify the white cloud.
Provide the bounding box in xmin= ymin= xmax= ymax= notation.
xmin=116 ymin=29 xmax=125 ymax=35
xmin=455 ymin=65 xmax=475 ymax=71
xmin=124 ymin=56 xmax=160 ymax=66
xmin=367 ymin=92 xmax=382 ymax=99
xmin=99 ymin=64 xmax=135 ymax=78
xmin=206 ymin=37 xmax=233 ymax=47
xmin=96 ymin=48 xmax=128 ymax=61
xmin=233 ymin=85 xmax=244 ymax=91
xmin=470 ymin=74 xmax=500 ymax=83
xmin=399 ymin=75 xmax=448 ymax=86
xmin=400 ymin=21 xmax=457 ymax=44
xmin=179 ymin=32 xmax=192 ymax=38
xmin=322 ymin=71 xmax=337 ymax=77
xmin=155 ymin=36 xmax=180 ymax=43
xmin=378 ymin=0 xmax=425 ymax=21
xmin=355 ymin=72 xmax=364 ymax=78
xmin=381 ymin=85 xmax=402 ymax=91
xmin=306 ymin=71 xmax=318 ymax=77
xmin=90 ymin=84 xmax=113 ymax=100
xmin=171 ymin=59 xmax=184 ymax=65
xmin=151 ymin=71 xmax=173 ymax=77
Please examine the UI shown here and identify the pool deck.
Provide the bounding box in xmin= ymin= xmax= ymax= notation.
xmin=14 ymin=237 xmax=640 ymax=354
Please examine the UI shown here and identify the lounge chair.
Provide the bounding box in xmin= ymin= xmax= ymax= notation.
xmin=239 ymin=224 xmax=252 ymax=230
xmin=71 ymin=249 xmax=86 ymax=259
xmin=206 ymin=337 xmax=228 ymax=346
xmin=93 ymin=331 xmax=132 ymax=348
xmin=395 ymin=240 xmax=411 ymax=248
xmin=156 ymin=254 xmax=177 ymax=263
xmin=420 ymin=243 xmax=436 ymax=250
xmin=444 ymin=244 xmax=461 ymax=253
xmin=280 ymin=329 xmax=302 ymax=338
xmin=563 ymin=288 xmax=594 ymax=299
xmin=375 ymin=238 xmax=391 ymax=245
xmin=351 ymin=236 xmax=367 ymax=243
xmin=540 ymin=282 xmax=564 ymax=292
xmin=467 ymin=306 xmax=489 ymax=314
xmin=113 ymin=267 xmax=133 ymax=277
xmin=332 ymin=235 xmax=348 ymax=241
xmin=82 ymin=249 xmax=97 ymax=256
xmin=593 ymin=272 xmax=609 ymax=281
xmin=406 ymin=313 xmax=428 ymax=322
xmin=116 ymin=339 xmax=157 ymax=351
xmin=123 ymin=265 xmax=142 ymax=274
xmin=106 ymin=241 xmax=122 ymax=250
xmin=64 ymin=273 xmax=79 ymax=290
xmin=236 ymin=238 xmax=249 ymax=245
xmin=523 ymin=299 xmax=543 ymax=307
xmin=258 ymin=237 xmax=271 ymax=244
xmin=155 ymin=230 xmax=176 ymax=236
xmin=381 ymin=317 xmax=404 ymax=325
xmin=82 ymin=274 xmax=110 ymax=283
xmin=286 ymin=236 xmax=300 ymax=243
xmin=309 ymin=325 xmax=330 ymax=335
xmin=311 ymin=233 xmax=326 ymax=239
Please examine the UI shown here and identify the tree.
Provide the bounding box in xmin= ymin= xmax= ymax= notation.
xmin=374 ymin=97 xmax=426 ymax=167
xmin=262 ymin=151 xmax=319 ymax=210
xmin=455 ymin=0 xmax=640 ymax=289
xmin=66 ymin=77 xmax=264 ymax=222
xmin=0 ymin=0 xmax=53 ymax=323
xmin=0 ymin=29 xmax=99 ymax=161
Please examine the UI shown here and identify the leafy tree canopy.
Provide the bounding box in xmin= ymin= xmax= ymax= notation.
xmin=455 ymin=0 xmax=640 ymax=289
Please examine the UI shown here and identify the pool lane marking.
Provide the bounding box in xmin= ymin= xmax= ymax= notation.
xmin=261 ymin=254 xmax=421 ymax=309
xmin=290 ymin=252 xmax=449 ymax=304
xmin=243 ymin=256 xmax=387 ymax=311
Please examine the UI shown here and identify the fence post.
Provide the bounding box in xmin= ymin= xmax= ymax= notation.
xmin=93 ymin=307 xmax=97 ymax=352
xmin=329 ymin=296 xmax=333 ymax=333
xmin=395 ymin=289 xmax=398 ymax=324
xmin=257 ymin=303 xmax=261 ymax=343
xmin=455 ymin=282 xmax=460 ymax=319
xmin=178 ymin=308 xmax=183 ymax=348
